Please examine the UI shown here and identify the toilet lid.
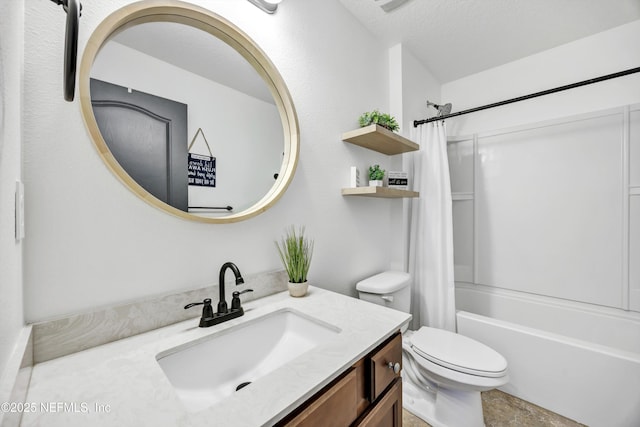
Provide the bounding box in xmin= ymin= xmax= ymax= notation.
xmin=410 ymin=327 xmax=507 ymax=378
xmin=356 ymin=271 xmax=411 ymax=294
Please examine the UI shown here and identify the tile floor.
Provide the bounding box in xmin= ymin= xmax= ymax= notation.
xmin=402 ymin=389 xmax=586 ymax=427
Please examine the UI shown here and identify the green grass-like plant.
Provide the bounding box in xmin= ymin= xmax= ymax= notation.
xmin=358 ymin=110 xmax=399 ymax=132
xmin=275 ymin=226 xmax=314 ymax=284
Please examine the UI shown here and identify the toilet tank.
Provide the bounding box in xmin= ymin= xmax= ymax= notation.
xmin=356 ymin=271 xmax=411 ymax=313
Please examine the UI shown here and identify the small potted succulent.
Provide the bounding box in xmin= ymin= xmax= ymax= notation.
xmin=358 ymin=110 xmax=399 ymax=132
xmin=368 ymin=164 xmax=385 ymax=187
xmin=275 ymin=225 xmax=314 ymax=297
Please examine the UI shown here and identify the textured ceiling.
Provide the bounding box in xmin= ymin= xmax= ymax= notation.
xmin=339 ymin=0 xmax=640 ymax=83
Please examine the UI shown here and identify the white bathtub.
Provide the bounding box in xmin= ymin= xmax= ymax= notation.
xmin=455 ymin=284 xmax=640 ymax=427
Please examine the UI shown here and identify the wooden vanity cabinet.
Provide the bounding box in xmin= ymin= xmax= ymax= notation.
xmin=369 ymin=333 xmax=402 ymax=402
xmin=356 ymin=379 xmax=402 ymax=427
xmin=281 ymin=368 xmax=358 ymax=427
xmin=277 ymin=332 xmax=402 ymax=427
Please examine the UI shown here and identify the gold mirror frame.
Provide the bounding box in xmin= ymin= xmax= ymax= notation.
xmin=79 ymin=0 xmax=299 ymax=223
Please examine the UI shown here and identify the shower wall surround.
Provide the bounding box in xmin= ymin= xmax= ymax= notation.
xmin=449 ymin=105 xmax=639 ymax=310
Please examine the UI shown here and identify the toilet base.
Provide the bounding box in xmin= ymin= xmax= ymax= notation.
xmin=403 ymin=380 xmax=485 ymax=427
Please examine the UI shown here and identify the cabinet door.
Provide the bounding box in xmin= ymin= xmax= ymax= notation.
xmin=356 ymin=379 xmax=402 ymax=427
xmin=283 ymin=368 xmax=357 ymax=427
xmin=369 ymin=333 xmax=402 ymax=401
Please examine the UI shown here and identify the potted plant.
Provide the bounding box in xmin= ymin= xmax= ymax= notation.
xmin=358 ymin=110 xmax=399 ymax=132
xmin=275 ymin=226 xmax=314 ymax=297
xmin=368 ymin=164 xmax=385 ymax=187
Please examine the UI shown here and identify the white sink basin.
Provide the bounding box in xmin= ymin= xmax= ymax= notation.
xmin=156 ymin=308 xmax=341 ymax=412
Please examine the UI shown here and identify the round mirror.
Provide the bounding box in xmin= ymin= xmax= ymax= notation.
xmin=79 ymin=1 xmax=299 ymax=223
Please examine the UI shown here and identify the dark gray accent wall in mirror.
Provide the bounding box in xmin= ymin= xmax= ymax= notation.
xmin=90 ymin=78 xmax=189 ymax=211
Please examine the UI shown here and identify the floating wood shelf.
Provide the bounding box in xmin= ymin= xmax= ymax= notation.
xmin=342 ymin=187 xmax=419 ymax=198
xmin=341 ymin=124 xmax=419 ymax=155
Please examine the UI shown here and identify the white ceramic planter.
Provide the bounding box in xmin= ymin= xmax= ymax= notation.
xmin=369 ymin=180 xmax=383 ymax=187
xmin=288 ymin=281 xmax=309 ymax=297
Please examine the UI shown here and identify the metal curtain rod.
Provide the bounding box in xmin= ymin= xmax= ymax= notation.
xmin=413 ymin=66 xmax=640 ymax=127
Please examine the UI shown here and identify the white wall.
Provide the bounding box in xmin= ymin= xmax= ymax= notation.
xmin=387 ymin=44 xmax=441 ymax=271
xmin=388 ymin=44 xmax=441 ymax=136
xmin=91 ymin=41 xmax=282 ymax=213
xmin=0 ymin=0 xmax=24 ymax=378
xmin=442 ymin=20 xmax=640 ymax=136
xmin=23 ymin=0 xmax=394 ymax=322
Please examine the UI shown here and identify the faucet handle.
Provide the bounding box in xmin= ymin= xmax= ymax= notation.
xmin=184 ymin=298 xmax=211 ymax=310
xmin=231 ymin=289 xmax=253 ymax=310
xmin=184 ymin=298 xmax=214 ymax=321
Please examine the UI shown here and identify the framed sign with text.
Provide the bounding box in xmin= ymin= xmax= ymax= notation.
xmin=188 ymin=153 xmax=216 ymax=187
xmin=188 ymin=127 xmax=216 ymax=187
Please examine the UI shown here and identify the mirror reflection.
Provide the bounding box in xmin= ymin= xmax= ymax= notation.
xmin=89 ymin=21 xmax=284 ymax=217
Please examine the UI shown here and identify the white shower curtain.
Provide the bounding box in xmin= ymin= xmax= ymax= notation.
xmin=407 ymin=121 xmax=456 ymax=332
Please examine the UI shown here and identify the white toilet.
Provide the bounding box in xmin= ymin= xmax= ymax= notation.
xmin=356 ymin=271 xmax=508 ymax=427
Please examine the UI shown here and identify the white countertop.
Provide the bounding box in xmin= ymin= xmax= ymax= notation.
xmin=21 ymin=287 xmax=411 ymax=427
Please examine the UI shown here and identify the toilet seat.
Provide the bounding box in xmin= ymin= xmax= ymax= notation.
xmin=410 ymin=327 xmax=507 ymax=378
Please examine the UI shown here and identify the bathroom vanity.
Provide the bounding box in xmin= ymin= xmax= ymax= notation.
xmin=277 ymin=333 xmax=403 ymax=426
xmin=20 ymin=287 xmax=410 ymax=427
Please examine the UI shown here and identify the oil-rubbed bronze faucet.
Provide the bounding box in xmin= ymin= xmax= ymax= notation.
xmin=217 ymin=262 xmax=244 ymax=314
xmin=184 ymin=262 xmax=253 ymax=327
